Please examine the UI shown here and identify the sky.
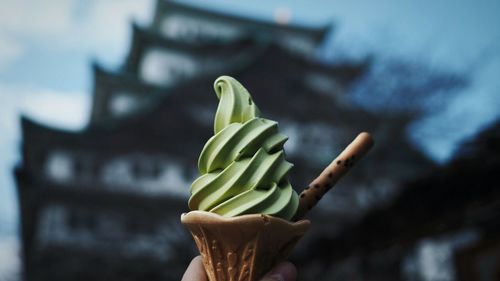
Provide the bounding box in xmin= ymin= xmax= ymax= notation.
xmin=0 ymin=0 xmax=499 ymax=270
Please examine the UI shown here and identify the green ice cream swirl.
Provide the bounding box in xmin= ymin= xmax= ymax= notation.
xmin=188 ymin=76 xmax=299 ymax=220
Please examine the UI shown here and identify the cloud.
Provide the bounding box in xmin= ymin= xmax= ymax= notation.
xmin=46 ymin=0 xmax=154 ymax=54
xmin=0 ymin=32 xmax=24 ymax=70
xmin=19 ymin=89 xmax=90 ymax=130
xmin=0 ymin=84 xmax=89 ymax=132
xmin=0 ymin=236 xmax=20 ymax=280
xmin=0 ymin=0 xmax=153 ymax=70
xmin=0 ymin=0 xmax=73 ymax=35
xmin=0 ymin=0 xmax=72 ymax=70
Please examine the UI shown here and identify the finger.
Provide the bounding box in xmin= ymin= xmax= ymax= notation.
xmin=260 ymin=261 xmax=297 ymax=281
xmin=181 ymin=256 xmax=208 ymax=281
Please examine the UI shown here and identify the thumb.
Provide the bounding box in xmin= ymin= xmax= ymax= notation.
xmin=181 ymin=256 xmax=207 ymax=281
xmin=260 ymin=261 xmax=297 ymax=281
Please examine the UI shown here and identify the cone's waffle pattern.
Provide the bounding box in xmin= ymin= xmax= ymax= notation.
xmin=181 ymin=211 xmax=310 ymax=281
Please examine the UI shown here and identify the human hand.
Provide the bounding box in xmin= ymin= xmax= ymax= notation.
xmin=181 ymin=256 xmax=297 ymax=281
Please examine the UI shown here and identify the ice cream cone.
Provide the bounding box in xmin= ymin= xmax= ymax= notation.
xmin=182 ymin=77 xmax=373 ymax=280
xmin=181 ymin=211 xmax=310 ymax=281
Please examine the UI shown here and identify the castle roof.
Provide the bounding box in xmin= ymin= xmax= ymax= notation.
xmin=123 ymin=23 xmax=261 ymax=75
xmin=14 ymin=3 xmax=438 ymax=280
xmin=89 ymin=62 xmax=171 ymax=125
xmin=124 ymin=23 xmax=365 ymax=80
xmin=151 ymin=0 xmax=332 ymax=45
xmin=19 ymin=42 xmax=369 ymax=169
xmin=20 ymin=45 xmax=422 ymax=193
xmin=95 ymin=37 xmax=368 ymax=125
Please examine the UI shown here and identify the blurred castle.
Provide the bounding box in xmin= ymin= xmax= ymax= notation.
xmin=15 ymin=1 xmax=434 ymax=281
xmin=300 ymin=120 xmax=500 ymax=281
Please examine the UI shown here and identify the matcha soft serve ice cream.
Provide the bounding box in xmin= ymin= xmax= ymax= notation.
xmin=182 ymin=75 xmax=374 ymax=281
xmin=188 ymin=76 xmax=299 ymax=220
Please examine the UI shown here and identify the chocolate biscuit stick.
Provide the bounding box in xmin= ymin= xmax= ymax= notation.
xmin=293 ymin=132 xmax=374 ymax=221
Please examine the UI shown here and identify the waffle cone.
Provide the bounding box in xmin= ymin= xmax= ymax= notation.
xmin=181 ymin=211 xmax=310 ymax=281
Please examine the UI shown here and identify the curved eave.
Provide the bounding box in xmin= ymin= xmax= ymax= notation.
xmin=104 ymin=42 xmax=370 ymax=131
xmin=95 ymin=61 xmax=168 ymax=91
xmin=217 ymin=45 xmax=376 ymax=125
xmin=251 ymin=43 xmax=370 ymax=86
xmin=123 ymin=23 xmax=261 ymax=73
xmin=90 ymin=62 xmax=176 ymax=129
xmin=315 ymin=22 xmax=334 ymax=44
xmin=154 ymin=0 xmax=331 ymax=43
xmin=20 ymin=115 xmax=84 ymax=147
xmin=20 ymin=108 xmax=205 ymax=161
xmin=90 ymin=62 xmax=111 ymax=124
